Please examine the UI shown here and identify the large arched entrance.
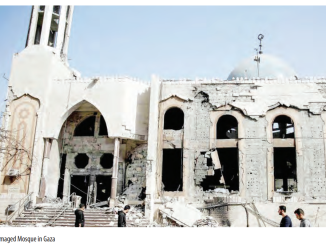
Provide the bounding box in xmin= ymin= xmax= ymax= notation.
xmin=56 ymin=101 xmax=116 ymax=206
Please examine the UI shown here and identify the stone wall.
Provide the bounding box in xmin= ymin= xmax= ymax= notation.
xmin=155 ymin=79 xmax=326 ymax=208
xmin=124 ymin=144 xmax=147 ymax=201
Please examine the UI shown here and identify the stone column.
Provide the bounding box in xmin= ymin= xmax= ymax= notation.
xmin=38 ymin=138 xmax=52 ymax=199
xmin=27 ymin=5 xmax=39 ymax=47
xmin=145 ymin=75 xmax=161 ymax=221
xmin=109 ymin=138 xmax=120 ymax=207
xmin=55 ymin=5 xmax=67 ymax=54
xmin=62 ymin=6 xmax=74 ymax=62
xmin=62 ymin=168 xmax=70 ymax=203
xmin=87 ymin=174 xmax=96 ymax=207
xmin=40 ymin=5 xmax=53 ymax=46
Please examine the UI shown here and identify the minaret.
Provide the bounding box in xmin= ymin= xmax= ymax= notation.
xmin=25 ymin=5 xmax=74 ymax=63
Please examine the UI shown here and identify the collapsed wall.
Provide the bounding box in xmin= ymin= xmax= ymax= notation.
xmin=123 ymin=144 xmax=147 ymax=203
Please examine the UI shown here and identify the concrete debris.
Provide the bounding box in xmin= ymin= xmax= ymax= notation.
xmin=213 ymin=188 xmax=229 ymax=194
xmin=207 ymin=169 xmax=214 ymax=176
xmin=35 ymin=223 xmax=47 ymax=227
xmin=159 ymin=201 xmax=203 ymax=227
xmin=204 ymin=151 xmax=211 ymax=158
xmin=211 ymin=150 xmax=221 ymax=170
xmin=219 ymin=175 xmax=225 ymax=184
xmin=42 ymin=197 xmax=62 ymax=204
xmin=136 ymin=213 xmax=143 ymax=218
xmin=193 ymin=216 xmax=219 ymax=227
xmin=34 ymin=202 xmax=62 ymax=209
xmin=135 ymin=153 xmax=143 ymax=159
xmin=89 ymin=200 xmax=108 ymax=208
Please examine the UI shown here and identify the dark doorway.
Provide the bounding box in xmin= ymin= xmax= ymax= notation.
xmin=99 ymin=115 xmax=108 ymax=136
xmin=57 ymin=154 xmax=66 ymax=199
xmin=164 ymin=108 xmax=184 ymax=130
xmin=75 ymin=153 xmax=89 ymax=169
xmin=100 ymin=153 xmax=114 ymax=169
xmin=74 ymin=116 xmax=96 ymax=136
xmin=71 ymin=175 xmax=89 ymax=205
xmin=274 ymin=147 xmax=297 ymax=192
xmin=96 ymin=175 xmax=112 ymax=203
xmin=201 ymin=148 xmax=239 ymax=192
xmin=273 ymin=115 xmax=294 ymax=139
xmin=162 ymin=149 xmax=183 ymax=191
xmin=216 ymin=115 xmax=238 ymax=139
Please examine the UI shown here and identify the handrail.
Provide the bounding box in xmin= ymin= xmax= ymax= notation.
xmin=46 ymin=192 xmax=77 ymax=227
xmin=46 ymin=205 xmax=70 ymax=227
xmin=6 ymin=192 xmax=33 ymax=225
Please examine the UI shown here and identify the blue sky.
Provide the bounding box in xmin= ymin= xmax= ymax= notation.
xmin=1 ymin=6 xmax=326 ymax=115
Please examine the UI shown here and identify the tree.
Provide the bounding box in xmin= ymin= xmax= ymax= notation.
xmin=0 ymin=114 xmax=34 ymax=183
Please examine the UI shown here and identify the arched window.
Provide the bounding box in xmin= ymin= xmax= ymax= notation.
xmin=273 ymin=115 xmax=297 ymax=192
xmin=273 ymin=115 xmax=294 ymax=139
xmin=164 ymin=107 xmax=184 ymax=130
xmin=201 ymin=115 xmax=239 ymax=192
xmin=99 ymin=115 xmax=108 ymax=136
xmin=216 ymin=115 xmax=238 ymax=139
xmin=74 ymin=116 xmax=96 ymax=136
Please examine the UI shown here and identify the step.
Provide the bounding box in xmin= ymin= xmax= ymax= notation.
xmin=12 ymin=221 xmax=150 ymax=227
xmin=23 ymin=211 xmax=119 ymax=214
xmin=13 ymin=206 xmax=148 ymax=228
xmin=13 ymin=218 xmax=149 ymax=223
xmin=12 ymin=219 xmax=149 ymax=224
xmin=21 ymin=212 xmax=143 ymax=218
xmin=19 ymin=215 xmax=142 ymax=220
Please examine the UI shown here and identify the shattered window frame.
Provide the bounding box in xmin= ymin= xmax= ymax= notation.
xmin=272 ymin=115 xmax=297 ymax=193
xmin=216 ymin=115 xmax=239 ymax=139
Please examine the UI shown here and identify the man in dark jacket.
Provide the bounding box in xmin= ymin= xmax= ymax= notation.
xmin=75 ymin=203 xmax=85 ymax=227
xmin=118 ymin=205 xmax=130 ymax=227
xmin=278 ymin=205 xmax=292 ymax=227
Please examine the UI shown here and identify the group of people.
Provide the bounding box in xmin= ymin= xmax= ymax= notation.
xmin=74 ymin=204 xmax=131 ymax=227
xmin=279 ymin=205 xmax=312 ymax=227
xmin=74 ymin=203 xmax=312 ymax=227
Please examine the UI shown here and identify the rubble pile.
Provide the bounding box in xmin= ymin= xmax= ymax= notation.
xmin=124 ymin=144 xmax=147 ymax=202
xmin=159 ymin=200 xmax=203 ymax=227
xmin=193 ymin=216 xmax=219 ymax=227
xmin=42 ymin=196 xmax=62 ymax=204
xmin=126 ymin=206 xmax=146 ymax=227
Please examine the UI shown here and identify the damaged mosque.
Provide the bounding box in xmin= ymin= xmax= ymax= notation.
xmin=1 ymin=5 xmax=326 ymax=227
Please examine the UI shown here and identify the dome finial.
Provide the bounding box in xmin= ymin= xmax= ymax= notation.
xmin=254 ymin=34 xmax=264 ymax=77
xmin=258 ymin=34 xmax=264 ymax=54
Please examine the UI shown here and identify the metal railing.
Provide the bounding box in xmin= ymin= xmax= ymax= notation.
xmin=6 ymin=192 xmax=33 ymax=225
xmin=45 ymin=192 xmax=76 ymax=227
xmin=46 ymin=205 xmax=70 ymax=227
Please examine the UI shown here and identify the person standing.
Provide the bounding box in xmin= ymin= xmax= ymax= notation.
xmin=75 ymin=203 xmax=85 ymax=227
xmin=118 ymin=205 xmax=130 ymax=227
xmin=278 ymin=205 xmax=292 ymax=227
xmin=294 ymin=208 xmax=312 ymax=227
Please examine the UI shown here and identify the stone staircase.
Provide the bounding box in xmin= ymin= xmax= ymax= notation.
xmin=11 ymin=206 xmax=150 ymax=227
